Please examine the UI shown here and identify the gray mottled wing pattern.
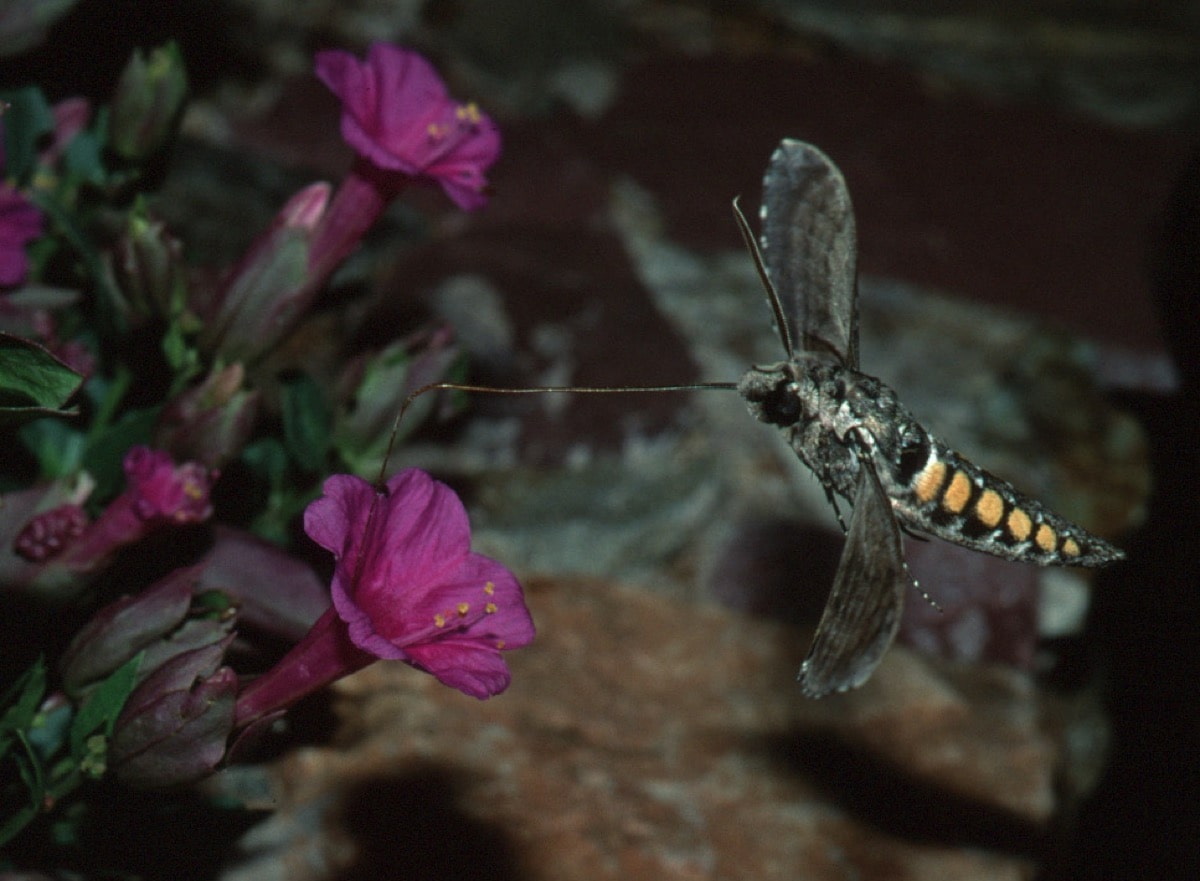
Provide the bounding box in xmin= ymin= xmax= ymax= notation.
xmin=797 ymin=452 xmax=908 ymax=697
xmin=761 ymin=140 xmax=859 ymax=368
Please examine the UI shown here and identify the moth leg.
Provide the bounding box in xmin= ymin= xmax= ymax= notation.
xmin=823 ymin=483 xmax=849 ymax=533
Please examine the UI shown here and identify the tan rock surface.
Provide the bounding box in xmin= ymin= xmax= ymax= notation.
xmin=226 ymin=576 xmax=1089 ymax=880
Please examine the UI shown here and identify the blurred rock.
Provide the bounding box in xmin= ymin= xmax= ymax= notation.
xmin=758 ymin=0 xmax=1200 ymax=128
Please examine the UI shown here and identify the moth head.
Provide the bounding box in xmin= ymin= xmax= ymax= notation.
xmin=737 ymin=363 xmax=804 ymax=427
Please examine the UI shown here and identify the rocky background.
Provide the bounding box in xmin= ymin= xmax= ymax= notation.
xmin=6 ymin=1 xmax=1197 ymax=879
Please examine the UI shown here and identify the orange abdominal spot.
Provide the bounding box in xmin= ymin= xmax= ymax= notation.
xmin=941 ymin=470 xmax=972 ymax=514
xmin=975 ymin=489 xmax=1004 ymax=527
xmin=1007 ymin=508 xmax=1032 ymax=542
xmin=1035 ymin=523 xmax=1056 ymax=553
xmin=914 ymin=460 xmax=947 ymax=503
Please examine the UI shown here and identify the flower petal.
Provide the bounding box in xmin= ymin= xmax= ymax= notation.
xmin=314 ymin=43 xmax=500 ymax=209
xmin=405 ymin=639 xmax=514 ymax=699
xmin=301 ymin=468 xmax=534 ymax=697
xmin=0 ymin=184 xmax=43 ymax=286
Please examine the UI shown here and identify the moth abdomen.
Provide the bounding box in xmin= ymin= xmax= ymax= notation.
xmin=886 ymin=434 xmax=1124 ymax=568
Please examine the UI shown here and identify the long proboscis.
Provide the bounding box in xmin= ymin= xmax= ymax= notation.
xmin=375 ymin=379 xmax=741 ymax=486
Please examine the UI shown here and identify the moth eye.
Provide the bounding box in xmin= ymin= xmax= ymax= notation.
xmin=758 ymin=378 xmax=803 ymax=426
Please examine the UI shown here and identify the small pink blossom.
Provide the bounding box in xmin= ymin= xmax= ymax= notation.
xmin=0 ymin=184 xmax=43 ymax=287
xmin=52 ymin=446 xmax=216 ymax=573
xmin=315 ymin=43 xmax=501 ymax=210
xmin=235 ymin=469 xmax=533 ymax=727
xmin=123 ymin=445 xmax=215 ymax=523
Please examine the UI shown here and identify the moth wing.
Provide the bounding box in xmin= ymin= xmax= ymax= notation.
xmin=797 ymin=456 xmax=907 ymax=697
xmin=761 ymin=139 xmax=859 ymax=367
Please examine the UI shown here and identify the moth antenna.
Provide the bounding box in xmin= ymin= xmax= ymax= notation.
xmin=375 ymin=379 xmax=740 ymax=488
xmin=732 ymin=196 xmax=794 ymax=361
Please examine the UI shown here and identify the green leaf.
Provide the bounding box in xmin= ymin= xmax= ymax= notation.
xmin=0 ymin=658 xmax=47 ymax=753
xmin=17 ymin=416 xmax=87 ymax=478
xmin=68 ymin=653 xmax=141 ymax=760
xmin=0 ymin=87 xmax=54 ymax=181
xmin=241 ymin=437 xmax=287 ymax=487
xmin=63 ymin=126 xmax=107 ymax=186
xmin=162 ymin=315 xmax=200 ymax=380
xmin=281 ymin=372 xmax=331 ymax=473
xmin=27 ymin=700 xmax=71 ymax=761
xmin=29 ymin=190 xmax=128 ymax=339
xmin=0 ymin=333 xmax=83 ymax=425
xmin=0 ymin=733 xmax=45 ymax=849
xmin=240 ymin=438 xmax=318 ymax=542
xmin=83 ymin=406 xmax=160 ymax=499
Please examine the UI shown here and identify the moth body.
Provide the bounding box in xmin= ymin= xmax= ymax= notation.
xmin=738 ymin=357 xmax=1123 ymax=569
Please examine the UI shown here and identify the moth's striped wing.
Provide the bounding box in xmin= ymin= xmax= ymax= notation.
xmin=761 ymin=140 xmax=860 ymax=368
xmin=797 ymin=456 xmax=907 ymax=697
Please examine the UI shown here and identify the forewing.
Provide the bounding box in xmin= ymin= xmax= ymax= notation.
xmin=797 ymin=457 xmax=907 ymax=697
xmin=761 ymin=140 xmax=859 ymax=367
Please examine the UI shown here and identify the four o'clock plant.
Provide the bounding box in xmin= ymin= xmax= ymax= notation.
xmin=0 ymin=29 xmax=534 ymax=871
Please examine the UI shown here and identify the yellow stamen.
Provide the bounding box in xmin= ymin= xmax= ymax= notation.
xmin=484 ymin=581 xmax=495 ymax=595
xmin=434 ymin=613 xmax=446 ymax=628
xmin=456 ymin=602 xmax=469 ymax=616
xmin=485 ymin=602 xmax=497 ymax=614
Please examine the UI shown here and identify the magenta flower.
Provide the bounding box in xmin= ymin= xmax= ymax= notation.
xmin=235 ymin=469 xmax=534 ymax=726
xmin=302 ymin=44 xmax=501 ymax=289
xmin=0 ymin=184 xmax=44 ymax=287
xmin=51 ymin=446 xmax=215 ymax=572
xmin=121 ymin=445 xmax=216 ymax=523
xmin=316 ymin=42 xmax=500 ymax=210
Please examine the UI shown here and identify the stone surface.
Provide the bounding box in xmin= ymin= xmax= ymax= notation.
xmin=758 ymin=0 xmax=1200 ymax=128
xmin=216 ymin=576 xmax=1093 ymax=880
